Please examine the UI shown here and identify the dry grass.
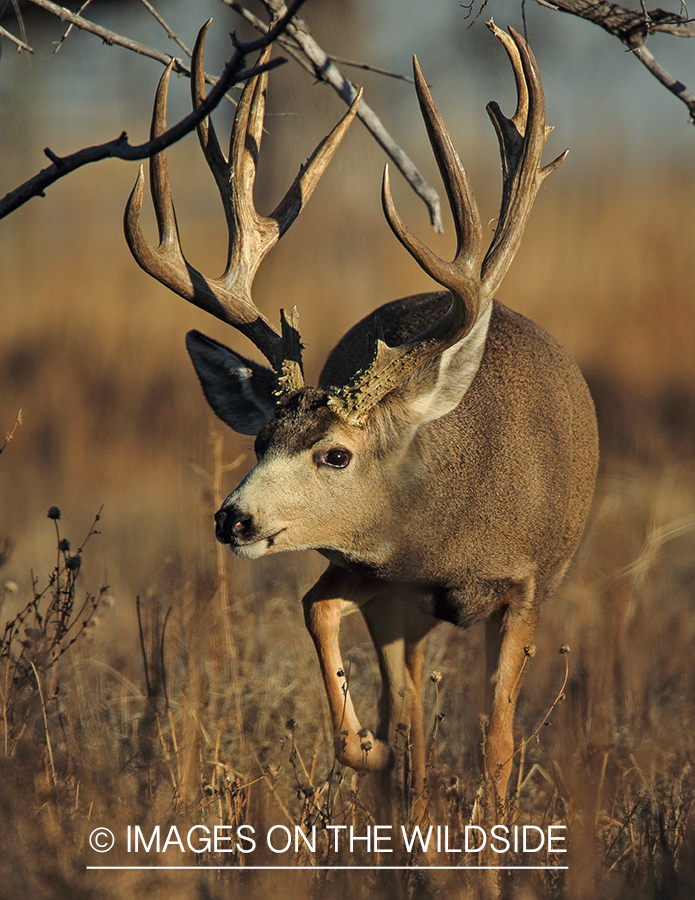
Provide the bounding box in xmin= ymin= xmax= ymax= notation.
xmin=1 ymin=91 xmax=694 ymax=899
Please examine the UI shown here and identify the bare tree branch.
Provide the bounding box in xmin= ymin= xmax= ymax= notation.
xmin=535 ymin=0 xmax=695 ymax=43
xmin=531 ymin=0 xmax=695 ymax=122
xmin=224 ymin=0 xmax=444 ymax=232
xmin=0 ymin=53 xmax=283 ymax=219
xmin=631 ymin=39 xmax=695 ymax=117
xmin=24 ymin=0 xmax=189 ymax=72
xmin=0 ymin=24 xmax=34 ymax=53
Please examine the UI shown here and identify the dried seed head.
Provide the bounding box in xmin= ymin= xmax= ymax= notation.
xmin=336 ymin=668 xmax=345 ymax=678
xmin=58 ymin=539 xmax=71 ymax=553
xmin=524 ymin=644 xmax=537 ymax=657
xmin=430 ymin=670 xmax=442 ymax=683
xmin=65 ymin=554 xmax=82 ymax=571
xmin=285 ymin=718 xmax=298 ymax=732
xmin=559 ymin=643 xmax=570 ymax=654
xmin=47 ymin=506 xmax=61 ymax=520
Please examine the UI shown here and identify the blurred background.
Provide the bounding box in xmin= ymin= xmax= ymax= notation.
xmin=1 ymin=2 xmax=694 ymax=895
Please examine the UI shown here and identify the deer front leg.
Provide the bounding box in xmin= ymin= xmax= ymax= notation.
xmin=360 ymin=594 xmax=435 ymax=799
xmin=302 ymin=565 xmax=394 ymax=774
xmin=483 ymin=578 xmax=540 ymax=801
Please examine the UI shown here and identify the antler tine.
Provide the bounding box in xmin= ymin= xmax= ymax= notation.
xmin=381 ymin=55 xmax=484 ymax=343
xmin=191 ymin=21 xmax=237 ymax=201
xmin=126 ymin=21 xmax=362 ymax=395
xmin=481 ymin=21 xmax=569 ymax=305
xmin=270 ymin=84 xmax=363 ymax=238
xmin=383 ymin=56 xmax=484 ymax=322
xmin=124 ymin=62 xmax=201 ymax=305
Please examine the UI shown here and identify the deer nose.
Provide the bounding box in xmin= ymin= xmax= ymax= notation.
xmin=214 ymin=506 xmax=253 ymax=544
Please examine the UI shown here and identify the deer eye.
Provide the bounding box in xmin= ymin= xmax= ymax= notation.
xmin=322 ymin=448 xmax=351 ymax=469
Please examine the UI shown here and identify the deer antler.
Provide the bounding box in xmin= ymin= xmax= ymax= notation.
xmin=125 ymin=20 xmax=361 ymax=395
xmin=481 ymin=21 xmax=568 ymax=303
xmin=330 ymin=22 xmax=567 ymax=424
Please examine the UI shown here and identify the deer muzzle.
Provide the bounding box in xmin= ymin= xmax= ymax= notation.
xmin=214 ymin=504 xmax=253 ymax=546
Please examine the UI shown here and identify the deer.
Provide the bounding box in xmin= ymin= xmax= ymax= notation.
xmin=124 ymin=20 xmax=598 ymax=806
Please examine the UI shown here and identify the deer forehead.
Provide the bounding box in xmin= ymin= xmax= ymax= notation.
xmin=255 ymin=387 xmax=357 ymax=459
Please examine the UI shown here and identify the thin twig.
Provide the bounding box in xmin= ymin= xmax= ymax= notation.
xmin=0 ymin=24 xmax=34 ymax=53
xmin=137 ymin=0 xmax=193 ymax=59
xmin=502 ymin=646 xmax=571 ymax=769
xmin=52 ymin=0 xmax=93 ymax=54
xmin=0 ymin=410 xmax=23 ymax=456
xmin=26 ymin=0 xmax=187 ymax=71
xmin=160 ymin=606 xmax=172 ymax=710
xmin=136 ymin=596 xmax=151 ymax=697
xmin=31 ymin=662 xmax=58 ymax=791
xmin=327 ymin=55 xmax=415 ymax=84
xmin=631 ymin=42 xmax=695 ymax=122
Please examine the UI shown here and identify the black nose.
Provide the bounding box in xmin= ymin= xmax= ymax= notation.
xmin=214 ymin=506 xmax=253 ymax=545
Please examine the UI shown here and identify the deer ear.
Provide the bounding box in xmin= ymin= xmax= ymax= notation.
xmin=185 ymin=330 xmax=276 ymax=435
xmin=396 ymin=302 xmax=493 ymax=428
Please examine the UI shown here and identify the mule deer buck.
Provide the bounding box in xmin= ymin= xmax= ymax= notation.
xmin=125 ymin=21 xmax=598 ymax=803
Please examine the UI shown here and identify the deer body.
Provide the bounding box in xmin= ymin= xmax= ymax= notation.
xmin=319 ymin=294 xmax=596 ymax=594
xmin=126 ymin=21 xmax=598 ymax=803
xmin=188 ymin=292 xmax=597 ymax=797
xmin=208 ymin=295 xmax=595 ymax=591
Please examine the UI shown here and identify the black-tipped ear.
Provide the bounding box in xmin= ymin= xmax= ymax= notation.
xmin=185 ymin=330 xmax=276 ymax=436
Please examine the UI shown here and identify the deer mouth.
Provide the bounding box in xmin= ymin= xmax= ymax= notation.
xmin=227 ymin=529 xmax=286 ymax=558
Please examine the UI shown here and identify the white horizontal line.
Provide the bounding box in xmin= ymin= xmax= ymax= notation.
xmin=87 ymin=865 xmax=568 ymax=871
